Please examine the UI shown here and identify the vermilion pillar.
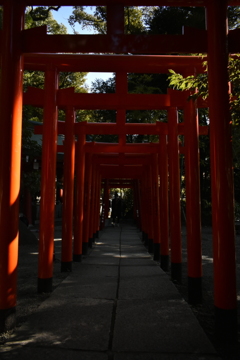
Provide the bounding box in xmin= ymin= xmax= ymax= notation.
xmin=97 ymin=174 xmax=102 ymax=233
xmin=100 ymin=179 xmax=108 ymax=230
xmin=94 ymin=167 xmax=100 ymax=238
xmin=61 ymin=107 xmax=75 ymax=272
xmin=137 ymin=180 xmax=142 ymax=230
xmin=133 ymin=180 xmax=141 ymax=229
xmin=145 ymin=170 xmax=151 ymax=248
xmin=147 ymin=164 xmax=154 ymax=254
xmin=89 ymin=161 xmax=97 ymax=246
xmin=207 ymin=0 xmax=237 ymax=344
xmin=95 ymin=172 xmax=101 ymax=238
xmin=38 ymin=67 xmax=59 ymax=293
xmin=73 ymin=132 xmax=85 ymax=262
xmin=142 ymin=170 xmax=150 ymax=247
xmin=184 ymin=95 xmax=202 ymax=304
xmin=137 ymin=179 xmax=143 ymax=231
xmin=104 ymin=180 xmax=110 ymax=223
xmin=139 ymin=175 xmax=146 ymax=242
xmin=0 ymin=0 xmax=24 ymax=332
xmin=133 ymin=181 xmax=137 ymax=224
xmin=159 ymin=134 xmax=169 ymax=271
xmin=82 ymin=153 xmax=93 ymax=254
xmin=140 ymin=175 xmax=147 ymax=244
xmin=152 ymin=154 xmax=161 ymax=261
xmin=168 ymin=107 xmax=182 ymax=282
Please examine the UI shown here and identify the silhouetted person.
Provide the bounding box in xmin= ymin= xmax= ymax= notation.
xmin=111 ymin=192 xmax=122 ymax=226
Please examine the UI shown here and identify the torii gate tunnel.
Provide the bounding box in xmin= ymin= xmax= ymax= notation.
xmin=0 ymin=0 xmax=239 ymax=346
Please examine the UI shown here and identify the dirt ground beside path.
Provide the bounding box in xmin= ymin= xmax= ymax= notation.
xmin=0 ymin=221 xmax=239 ymax=359
xmin=0 ymin=222 xmax=69 ymax=339
xmin=176 ymin=226 xmax=240 ymax=360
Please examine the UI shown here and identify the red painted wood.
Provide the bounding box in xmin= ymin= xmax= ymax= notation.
xmin=23 ymin=33 xmax=208 ymax=54
xmin=61 ymin=107 xmax=75 ymax=264
xmin=38 ymin=67 xmax=59 ymax=281
xmin=152 ymin=154 xmax=161 ymax=245
xmin=83 ymin=154 xmax=93 ymax=246
xmin=207 ymin=0 xmax=237 ymax=310
xmin=24 ymin=87 xmax=209 ymax=110
xmin=168 ymin=107 xmax=182 ymax=273
xmin=24 ymin=54 xmax=206 ymax=73
xmin=184 ymin=95 xmax=202 ymax=279
xmin=0 ymin=0 xmax=24 ymax=311
xmin=73 ymin=133 xmax=85 ymax=258
xmin=159 ymin=135 xmax=169 ymax=260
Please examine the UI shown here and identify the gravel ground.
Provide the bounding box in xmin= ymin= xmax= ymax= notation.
xmin=0 ymin=221 xmax=239 ymax=359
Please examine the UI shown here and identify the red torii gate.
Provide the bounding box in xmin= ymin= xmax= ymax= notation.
xmin=0 ymin=0 xmax=238 ymax=347
xmin=27 ymin=54 xmax=208 ymax=299
xmin=31 ymin=82 xmax=208 ymax=288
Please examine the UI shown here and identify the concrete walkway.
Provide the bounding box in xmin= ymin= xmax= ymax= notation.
xmin=0 ymin=221 xmax=220 ymax=360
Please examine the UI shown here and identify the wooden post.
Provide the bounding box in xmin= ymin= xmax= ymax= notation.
xmin=38 ymin=66 xmax=58 ymax=293
xmin=73 ymin=132 xmax=85 ymax=262
xmin=168 ymin=107 xmax=182 ymax=283
xmin=152 ymin=154 xmax=161 ymax=261
xmin=184 ymin=94 xmax=202 ymax=304
xmin=61 ymin=107 xmax=75 ymax=272
xmin=207 ymin=0 xmax=237 ymax=345
xmin=0 ymin=0 xmax=24 ymax=332
xmin=159 ymin=135 xmax=169 ymax=271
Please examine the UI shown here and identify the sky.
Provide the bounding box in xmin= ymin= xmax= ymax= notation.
xmin=52 ymin=6 xmax=113 ymax=90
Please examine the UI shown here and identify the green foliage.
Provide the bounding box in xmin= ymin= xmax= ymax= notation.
xmin=27 ymin=6 xmax=61 ymax=21
xmin=69 ymin=6 xmax=106 ymax=34
xmin=145 ymin=5 xmax=240 ymax=35
xmin=122 ymin=189 xmax=134 ymax=217
xmin=168 ymin=56 xmax=240 ymax=127
xmin=168 ymin=69 xmax=208 ymax=100
xmin=22 ymin=117 xmax=42 ymax=156
xmin=59 ymin=72 xmax=88 ymax=93
xmin=229 ymin=56 xmax=240 ymax=126
xmin=228 ymin=6 xmax=240 ymax=30
xmin=68 ymin=6 xmax=145 ymax=35
xmin=91 ymin=77 xmax=115 ymax=93
xmin=146 ymin=6 xmax=205 ymax=35
xmin=25 ymin=6 xmax=67 ymax=34
xmin=124 ymin=7 xmax=145 ymax=34
xmin=126 ymin=109 xmax=166 ymax=124
xmin=128 ymin=73 xmax=168 ymax=94
xmin=21 ymin=115 xmax=42 ymax=198
xmin=21 ymin=170 xmax=41 ymax=197
xmin=23 ymin=71 xmax=45 ymax=92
